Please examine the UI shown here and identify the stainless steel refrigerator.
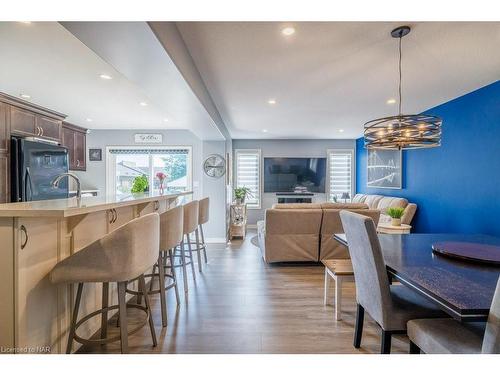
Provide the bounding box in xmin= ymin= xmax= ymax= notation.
xmin=11 ymin=137 xmax=69 ymax=202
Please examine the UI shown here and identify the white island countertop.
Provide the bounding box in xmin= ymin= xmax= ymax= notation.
xmin=0 ymin=190 xmax=192 ymax=218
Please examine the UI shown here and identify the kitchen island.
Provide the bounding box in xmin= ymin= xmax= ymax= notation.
xmin=0 ymin=190 xmax=192 ymax=353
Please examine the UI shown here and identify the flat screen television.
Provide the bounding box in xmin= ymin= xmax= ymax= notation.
xmin=264 ymin=157 xmax=326 ymax=193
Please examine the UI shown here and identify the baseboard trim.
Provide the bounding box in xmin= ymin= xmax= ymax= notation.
xmin=206 ymin=237 xmax=227 ymax=244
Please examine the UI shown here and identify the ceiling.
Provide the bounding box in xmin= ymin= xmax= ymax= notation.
xmin=177 ymin=22 xmax=500 ymax=139
xmin=0 ymin=22 xmax=224 ymax=140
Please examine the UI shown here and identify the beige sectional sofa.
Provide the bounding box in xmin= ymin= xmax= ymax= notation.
xmin=257 ymin=194 xmax=417 ymax=263
xmin=351 ymin=194 xmax=416 ymax=226
xmin=258 ymin=204 xmax=324 ymax=263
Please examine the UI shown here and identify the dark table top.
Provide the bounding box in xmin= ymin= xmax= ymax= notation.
xmin=333 ymin=233 xmax=500 ymax=321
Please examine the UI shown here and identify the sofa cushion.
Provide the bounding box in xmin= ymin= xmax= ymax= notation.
xmin=364 ymin=195 xmax=384 ymax=209
xmin=263 ymin=208 xmax=323 ymax=262
xmin=352 ymin=194 xmax=367 ymax=203
xmin=377 ymin=196 xmax=408 ymax=211
xmin=271 ymin=203 xmax=322 ymax=209
xmin=320 ymin=202 xmax=368 ymax=209
xmin=266 ymin=208 xmax=323 ymax=233
xmin=319 ymin=209 xmax=381 ymax=259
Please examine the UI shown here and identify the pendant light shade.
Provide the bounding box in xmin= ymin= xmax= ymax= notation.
xmin=364 ymin=26 xmax=442 ymax=150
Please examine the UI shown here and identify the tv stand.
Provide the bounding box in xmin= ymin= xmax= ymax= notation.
xmin=275 ymin=192 xmax=314 ymax=204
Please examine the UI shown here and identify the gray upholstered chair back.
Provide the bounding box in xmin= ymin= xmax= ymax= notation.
xmin=339 ymin=210 xmax=392 ymax=327
xmin=183 ymin=200 xmax=199 ymax=235
xmin=160 ymin=205 xmax=184 ymax=251
xmin=482 ymin=277 xmax=500 ymax=353
xmin=50 ymin=213 xmax=160 ymax=284
xmin=199 ymin=197 xmax=210 ymax=225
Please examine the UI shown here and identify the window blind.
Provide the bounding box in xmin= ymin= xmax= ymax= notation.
xmin=109 ymin=148 xmax=189 ymax=155
xmin=235 ymin=149 xmax=261 ymax=208
xmin=328 ymin=150 xmax=353 ymax=201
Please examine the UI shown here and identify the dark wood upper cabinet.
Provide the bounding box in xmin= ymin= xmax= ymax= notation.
xmin=62 ymin=122 xmax=87 ymax=171
xmin=36 ymin=115 xmax=61 ymax=141
xmin=62 ymin=126 xmax=75 ymax=154
xmin=74 ymin=131 xmax=86 ymax=170
xmin=10 ymin=106 xmax=36 ymax=136
xmin=2 ymin=92 xmax=64 ymax=142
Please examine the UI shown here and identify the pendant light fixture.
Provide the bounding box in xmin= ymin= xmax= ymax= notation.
xmin=364 ymin=26 xmax=442 ymax=150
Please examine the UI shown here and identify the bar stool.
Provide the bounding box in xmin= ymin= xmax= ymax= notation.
xmin=194 ymin=197 xmax=209 ymax=268
xmin=50 ymin=213 xmax=160 ymax=354
xmin=129 ymin=206 xmax=183 ymax=327
xmin=184 ymin=201 xmax=206 ymax=272
xmin=176 ymin=200 xmax=199 ymax=289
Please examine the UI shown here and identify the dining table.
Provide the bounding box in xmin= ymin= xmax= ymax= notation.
xmin=333 ymin=233 xmax=500 ymax=322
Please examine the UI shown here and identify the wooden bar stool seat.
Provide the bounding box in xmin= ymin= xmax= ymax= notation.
xmin=50 ymin=213 xmax=160 ymax=354
xmin=322 ymin=259 xmax=355 ymax=321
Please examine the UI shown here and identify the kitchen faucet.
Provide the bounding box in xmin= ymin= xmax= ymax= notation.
xmin=52 ymin=173 xmax=81 ymax=200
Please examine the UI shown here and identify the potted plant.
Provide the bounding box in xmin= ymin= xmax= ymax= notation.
xmin=234 ymin=187 xmax=253 ymax=204
xmin=386 ymin=207 xmax=405 ymax=226
xmin=131 ymin=175 xmax=149 ymax=194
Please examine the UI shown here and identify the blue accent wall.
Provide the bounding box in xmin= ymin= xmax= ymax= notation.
xmin=356 ymin=81 xmax=500 ymax=237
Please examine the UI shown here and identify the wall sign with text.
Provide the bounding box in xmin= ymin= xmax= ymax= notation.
xmin=134 ymin=133 xmax=163 ymax=144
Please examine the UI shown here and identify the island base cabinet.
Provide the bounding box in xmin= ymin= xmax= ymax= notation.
xmin=0 ymin=195 xmax=184 ymax=353
xmin=14 ymin=217 xmax=64 ymax=354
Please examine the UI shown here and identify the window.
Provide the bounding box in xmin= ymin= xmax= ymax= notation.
xmin=235 ymin=149 xmax=261 ymax=209
xmin=327 ymin=149 xmax=354 ymax=202
xmin=106 ymin=146 xmax=192 ymax=197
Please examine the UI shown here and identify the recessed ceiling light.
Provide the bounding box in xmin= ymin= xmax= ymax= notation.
xmin=339 ymin=129 xmax=345 ymax=133
xmin=267 ymin=99 xmax=277 ymax=105
xmin=19 ymin=21 xmax=31 ymax=24
xmin=99 ymin=74 xmax=112 ymax=80
xmin=386 ymin=98 xmax=396 ymax=104
xmin=163 ymin=118 xmax=169 ymax=122
xmin=262 ymin=129 xmax=268 ymax=133
xmin=86 ymin=118 xmax=92 ymax=122
xmin=20 ymin=93 xmax=31 ymax=99
xmin=281 ymin=27 xmax=296 ymax=36
xmin=139 ymin=102 xmax=148 ymax=106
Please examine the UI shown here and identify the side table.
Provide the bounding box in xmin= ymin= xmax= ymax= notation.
xmin=377 ymin=223 xmax=411 ymax=234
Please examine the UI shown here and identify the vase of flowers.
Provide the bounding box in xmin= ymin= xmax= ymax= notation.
xmin=156 ymin=172 xmax=168 ymax=195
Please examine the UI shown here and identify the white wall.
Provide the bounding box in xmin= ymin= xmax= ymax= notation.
xmin=232 ymin=138 xmax=356 ymax=224
xmin=201 ymin=141 xmax=227 ymax=242
xmin=75 ymin=129 xmax=227 ymax=240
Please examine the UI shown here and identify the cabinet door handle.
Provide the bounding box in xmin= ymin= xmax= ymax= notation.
xmin=76 ymin=159 xmax=80 ymax=167
xmin=40 ymin=126 xmax=44 ymax=136
xmin=112 ymin=209 xmax=117 ymax=223
xmin=20 ymin=225 xmax=28 ymax=249
xmin=108 ymin=209 xmax=114 ymax=224
xmin=154 ymin=201 xmax=159 ymax=211
xmin=35 ymin=126 xmax=40 ymax=136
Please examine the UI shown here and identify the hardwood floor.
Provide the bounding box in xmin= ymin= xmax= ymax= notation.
xmin=78 ymin=231 xmax=408 ymax=354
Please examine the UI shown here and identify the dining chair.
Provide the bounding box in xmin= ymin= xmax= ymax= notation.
xmin=407 ymin=277 xmax=500 ymax=354
xmin=339 ymin=210 xmax=445 ymax=354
